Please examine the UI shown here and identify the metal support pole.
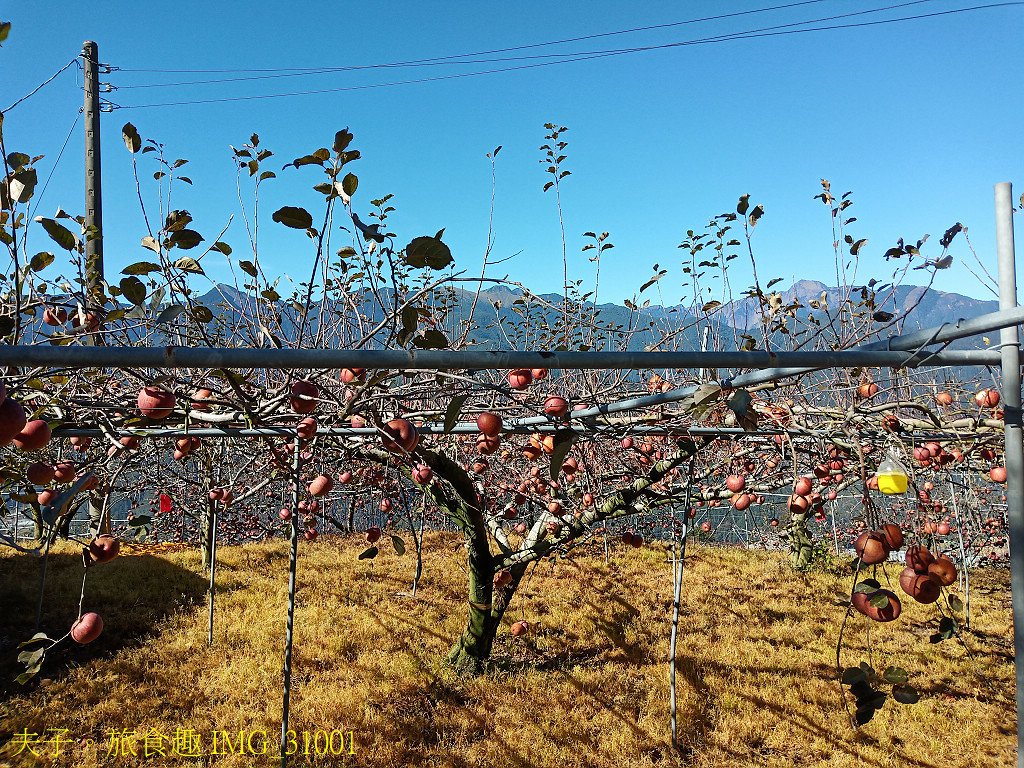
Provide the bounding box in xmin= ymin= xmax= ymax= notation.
xmin=669 ymin=458 xmax=695 ymax=747
xmin=948 ymin=480 xmax=971 ymax=631
xmin=82 ymin=41 xmax=103 ymax=306
xmin=994 ymin=181 xmax=1024 ymax=768
xmin=280 ymin=437 xmax=301 ymax=768
xmin=207 ymin=502 xmax=219 ymax=647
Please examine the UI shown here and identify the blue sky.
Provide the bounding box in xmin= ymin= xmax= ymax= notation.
xmin=3 ymin=1 xmax=1021 ymax=307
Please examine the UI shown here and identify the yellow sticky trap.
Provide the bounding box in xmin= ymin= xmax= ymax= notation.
xmin=877 ymin=453 xmax=909 ymax=495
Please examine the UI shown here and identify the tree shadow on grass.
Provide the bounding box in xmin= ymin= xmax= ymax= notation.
xmin=0 ymin=550 xmax=208 ymax=701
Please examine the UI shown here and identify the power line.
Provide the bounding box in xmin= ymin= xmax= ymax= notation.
xmin=111 ymin=0 xmax=936 ymax=91
xmin=113 ymin=0 xmax=837 ymax=75
xmin=2 ymin=57 xmax=80 ymax=114
xmin=114 ymin=3 xmax=1023 ymax=111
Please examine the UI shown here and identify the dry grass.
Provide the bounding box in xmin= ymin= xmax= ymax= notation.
xmin=0 ymin=534 xmax=1015 ymax=768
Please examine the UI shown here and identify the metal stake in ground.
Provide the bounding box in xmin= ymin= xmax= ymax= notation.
xmin=670 ymin=457 xmax=695 ymax=747
xmin=280 ymin=437 xmax=301 ymax=768
xmin=207 ymin=500 xmax=219 ymax=647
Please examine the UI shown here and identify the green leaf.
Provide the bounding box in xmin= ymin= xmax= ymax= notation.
xmin=0 ymin=21 xmax=10 ymax=45
xmin=211 ymin=241 xmax=232 ymax=255
xmin=122 ymin=122 xmax=142 ymax=153
xmin=239 ymin=260 xmax=258 ymax=278
xmin=947 ymin=594 xmax=964 ymax=613
xmin=640 ymin=269 xmax=668 ymax=293
xmin=190 ymin=305 xmax=214 ymax=324
xmin=168 ymin=229 xmax=203 ymax=250
xmin=390 ymin=534 xmax=405 ymax=556
xmin=333 ymin=129 xmax=353 ymax=154
xmin=400 ymin=304 xmax=418 ymax=331
xmin=272 ymin=206 xmax=313 ymax=230
xmin=17 ymin=647 xmax=45 ymax=667
xmin=164 ymin=210 xmax=192 ymax=232
xmin=412 ymin=329 xmax=449 ymax=349
xmin=6 ymin=151 xmax=29 ymax=171
xmin=173 ymin=256 xmax=204 ymax=274
xmin=123 ymin=261 xmax=161 ymax=275
xmin=549 ymin=429 xmax=578 ymax=480
xmin=882 ymin=667 xmax=909 ymax=685
xmin=892 ymin=684 xmax=920 ymax=704
xmin=290 ymin=150 xmax=329 ymax=169
xmin=841 ymin=667 xmax=867 ymax=685
xmin=29 ymin=251 xmax=54 ymax=272
xmin=9 ymin=167 xmax=37 ymax=203
xmin=119 ymin=276 xmax=147 ymax=305
xmin=854 ymin=704 xmax=876 ymax=725
xmin=868 ymin=591 xmax=890 ymax=608
xmin=16 ymin=667 xmax=42 ymax=685
xmin=36 ymin=217 xmax=77 ymax=251
xmin=444 ymin=394 xmax=469 ymax=433
xmin=358 ymin=546 xmax=379 ymax=560
xmin=736 ymin=194 xmax=750 ymax=216
xmin=156 ymin=304 xmax=185 ymax=323
xmin=17 ymin=632 xmax=50 ymax=650
xmin=41 ymin=472 xmax=97 ymax=527
xmin=404 ymin=236 xmax=453 ymax=270
xmin=727 ymin=388 xmax=752 ymax=417
xmin=853 ymin=579 xmax=881 ymax=593
xmin=342 ymin=173 xmax=358 ymax=197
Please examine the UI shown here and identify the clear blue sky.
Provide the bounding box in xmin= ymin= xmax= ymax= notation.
xmin=3 ymin=1 xmax=1022 ymax=307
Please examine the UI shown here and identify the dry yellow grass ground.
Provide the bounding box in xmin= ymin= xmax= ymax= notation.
xmin=0 ymin=534 xmax=1015 ymax=768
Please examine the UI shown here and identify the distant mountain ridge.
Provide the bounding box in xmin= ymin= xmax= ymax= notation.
xmin=722 ymin=279 xmax=999 ymax=336
xmin=194 ymin=280 xmax=1001 ymax=352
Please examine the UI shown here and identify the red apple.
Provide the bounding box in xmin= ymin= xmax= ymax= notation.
xmin=14 ymin=420 xmax=52 ymax=451
xmin=289 ymin=380 xmax=319 ymax=414
xmin=71 ymin=612 xmax=104 ymax=644
xmin=137 ymin=386 xmax=176 ymax=419
xmin=852 ymin=589 xmax=901 ymax=622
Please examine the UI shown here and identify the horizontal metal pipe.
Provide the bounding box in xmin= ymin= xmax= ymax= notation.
xmin=50 ymin=425 xmax=996 ymax=440
xmin=0 ymin=346 xmax=1002 ymax=369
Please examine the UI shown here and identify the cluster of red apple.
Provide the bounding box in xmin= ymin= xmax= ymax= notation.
xmin=852 ymin=523 xmax=958 ymax=622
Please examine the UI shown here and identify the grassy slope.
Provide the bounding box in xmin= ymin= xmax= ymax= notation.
xmin=0 ymin=534 xmax=1015 ymax=768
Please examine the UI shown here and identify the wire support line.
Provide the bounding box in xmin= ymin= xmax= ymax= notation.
xmin=1 ymin=57 xmax=80 ymax=114
xmin=111 ymin=0 xmax=836 ymax=74
xmin=28 ymin=111 xmax=82 ymax=222
xmin=113 ymin=3 xmax=1023 ymax=110
xmin=111 ymin=0 xmax=933 ymax=90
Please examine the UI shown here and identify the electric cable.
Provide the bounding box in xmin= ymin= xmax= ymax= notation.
xmin=113 ymin=0 xmax=837 ymax=74
xmin=111 ymin=0 xmax=936 ymax=90
xmin=2 ymin=57 xmax=80 ymax=114
xmin=29 ymin=109 xmax=82 ymax=222
xmin=113 ymin=3 xmax=1023 ymax=110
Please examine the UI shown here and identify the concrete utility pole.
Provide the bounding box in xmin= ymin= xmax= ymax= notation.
xmin=82 ymin=41 xmax=103 ymax=305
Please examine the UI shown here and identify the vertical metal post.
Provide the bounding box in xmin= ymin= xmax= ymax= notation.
xmin=669 ymin=458 xmax=694 ymax=747
xmin=948 ymin=481 xmax=971 ymax=630
xmin=994 ymin=181 xmax=1023 ymax=768
xmin=82 ymin=41 xmax=103 ymax=305
xmin=830 ymin=501 xmax=840 ymax=557
xmin=280 ymin=437 xmax=301 ymax=768
xmin=207 ymin=502 xmax=219 ymax=646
